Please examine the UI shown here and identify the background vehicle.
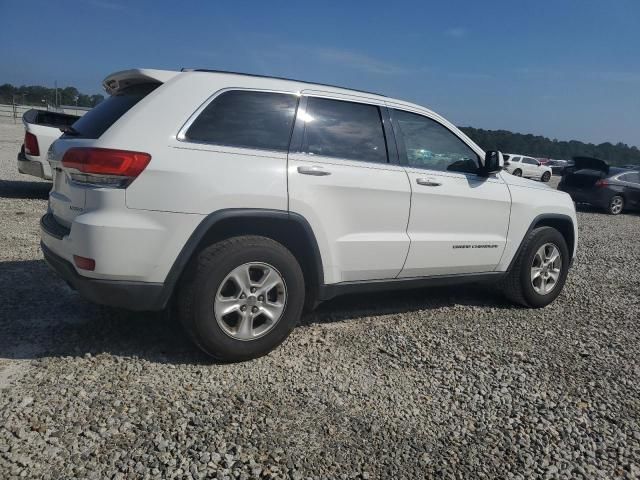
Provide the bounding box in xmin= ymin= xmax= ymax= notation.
xmin=17 ymin=109 xmax=79 ymax=180
xmin=504 ymin=154 xmax=553 ymax=181
xmin=558 ymin=157 xmax=640 ymax=214
xmin=548 ymin=159 xmax=573 ymax=175
xmin=40 ymin=69 xmax=578 ymax=361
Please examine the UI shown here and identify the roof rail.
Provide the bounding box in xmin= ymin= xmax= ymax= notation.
xmin=180 ymin=68 xmax=386 ymax=97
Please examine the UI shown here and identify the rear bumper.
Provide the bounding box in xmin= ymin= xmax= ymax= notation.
xmin=17 ymin=151 xmax=52 ymax=180
xmin=41 ymin=241 xmax=166 ymax=311
xmin=17 ymin=151 xmax=44 ymax=178
xmin=39 ymin=205 xmax=204 ymax=310
xmin=557 ymin=183 xmax=609 ymax=208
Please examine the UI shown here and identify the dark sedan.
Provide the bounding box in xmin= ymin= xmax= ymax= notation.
xmin=558 ymin=157 xmax=640 ymax=215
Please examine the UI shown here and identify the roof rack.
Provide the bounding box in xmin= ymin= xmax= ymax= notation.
xmin=180 ymin=68 xmax=386 ymax=97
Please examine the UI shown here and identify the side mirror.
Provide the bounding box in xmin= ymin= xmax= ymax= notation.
xmin=480 ymin=150 xmax=504 ymax=176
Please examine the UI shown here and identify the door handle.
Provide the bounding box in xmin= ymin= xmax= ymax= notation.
xmin=297 ymin=166 xmax=331 ymax=176
xmin=416 ymin=177 xmax=442 ymax=187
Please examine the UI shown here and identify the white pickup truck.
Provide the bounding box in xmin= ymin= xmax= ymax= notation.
xmin=17 ymin=109 xmax=79 ymax=180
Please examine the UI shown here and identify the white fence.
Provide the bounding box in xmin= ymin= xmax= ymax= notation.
xmin=0 ymin=104 xmax=32 ymax=122
xmin=0 ymin=103 xmax=90 ymax=122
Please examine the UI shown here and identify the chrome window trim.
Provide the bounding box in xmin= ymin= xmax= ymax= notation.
xmin=616 ymin=172 xmax=640 ymax=184
xmin=300 ymin=89 xmax=387 ymax=107
xmin=384 ymin=101 xmax=486 ymax=161
xmin=176 ymin=87 xmax=301 ymax=154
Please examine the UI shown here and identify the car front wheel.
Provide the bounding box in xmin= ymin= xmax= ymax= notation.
xmin=541 ymin=171 xmax=551 ymax=182
xmin=178 ymin=235 xmax=305 ymax=361
xmin=500 ymin=226 xmax=570 ymax=308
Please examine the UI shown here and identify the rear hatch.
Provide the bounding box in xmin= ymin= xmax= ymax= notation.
xmin=562 ymin=169 xmax=605 ymax=188
xmin=561 ymin=157 xmax=609 ymax=189
xmin=47 ymin=71 xmax=173 ymax=228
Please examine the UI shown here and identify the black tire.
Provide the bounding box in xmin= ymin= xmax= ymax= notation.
xmin=178 ymin=235 xmax=305 ymax=362
xmin=513 ymin=169 xmax=522 ymax=177
xmin=541 ymin=171 xmax=551 ymax=182
xmin=499 ymin=227 xmax=570 ymax=308
xmin=607 ymin=195 xmax=624 ymax=215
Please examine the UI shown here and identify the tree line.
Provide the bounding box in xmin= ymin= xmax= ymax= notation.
xmin=0 ymin=83 xmax=104 ymax=108
xmin=460 ymin=127 xmax=640 ymax=166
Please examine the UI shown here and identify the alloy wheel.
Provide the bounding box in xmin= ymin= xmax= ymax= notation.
xmin=214 ymin=262 xmax=287 ymax=341
xmin=610 ymin=197 xmax=623 ymax=215
xmin=530 ymin=243 xmax=562 ymax=295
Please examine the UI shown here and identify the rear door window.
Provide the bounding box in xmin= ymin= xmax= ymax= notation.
xmin=67 ymin=84 xmax=158 ymax=139
xmin=185 ymin=90 xmax=298 ymax=152
xmin=301 ymin=97 xmax=388 ymax=163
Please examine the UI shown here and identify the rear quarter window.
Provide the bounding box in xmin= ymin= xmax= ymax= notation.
xmin=67 ymin=83 xmax=159 ymax=139
xmin=184 ymin=90 xmax=298 ymax=152
xmin=619 ymin=172 xmax=640 ymax=184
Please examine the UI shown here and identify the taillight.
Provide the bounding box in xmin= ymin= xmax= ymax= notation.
xmin=595 ymin=179 xmax=609 ymax=188
xmin=62 ymin=148 xmax=151 ymax=187
xmin=73 ymin=255 xmax=95 ymax=271
xmin=24 ymin=132 xmax=40 ymax=156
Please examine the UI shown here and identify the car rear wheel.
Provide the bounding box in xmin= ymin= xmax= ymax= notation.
xmin=513 ymin=169 xmax=522 ymax=177
xmin=541 ymin=171 xmax=551 ymax=182
xmin=499 ymin=226 xmax=569 ymax=308
xmin=608 ymin=195 xmax=624 ymax=215
xmin=178 ymin=235 xmax=305 ymax=361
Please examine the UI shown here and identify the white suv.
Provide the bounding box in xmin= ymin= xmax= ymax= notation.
xmin=504 ymin=154 xmax=553 ymax=182
xmin=41 ymin=69 xmax=578 ymax=361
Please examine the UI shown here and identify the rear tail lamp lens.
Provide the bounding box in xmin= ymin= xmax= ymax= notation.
xmin=62 ymin=148 xmax=151 ymax=187
xmin=595 ymin=179 xmax=609 ymax=188
xmin=24 ymin=132 xmax=40 ymax=156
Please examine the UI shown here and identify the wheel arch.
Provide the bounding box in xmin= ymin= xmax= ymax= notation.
xmin=609 ymin=192 xmax=625 ymax=202
xmin=507 ymin=214 xmax=576 ymax=271
xmin=158 ymin=209 xmax=324 ymax=309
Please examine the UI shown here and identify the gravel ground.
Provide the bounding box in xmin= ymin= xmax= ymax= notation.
xmin=0 ymin=117 xmax=639 ymax=479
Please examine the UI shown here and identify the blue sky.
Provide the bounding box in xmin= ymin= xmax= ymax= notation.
xmin=2 ymin=0 xmax=639 ymax=146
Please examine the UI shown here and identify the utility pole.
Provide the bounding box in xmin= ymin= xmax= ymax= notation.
xmin=55 ymin=80 xmax=58 ymax=107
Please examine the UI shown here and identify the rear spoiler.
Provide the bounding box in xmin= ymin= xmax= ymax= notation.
xmin=22 ymin=109 xmax=80 ymax=128
xmin=569 ymin=156 xmax=609 ymax=174
xmin=102 ymin=69 xmax=179 ymax=95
